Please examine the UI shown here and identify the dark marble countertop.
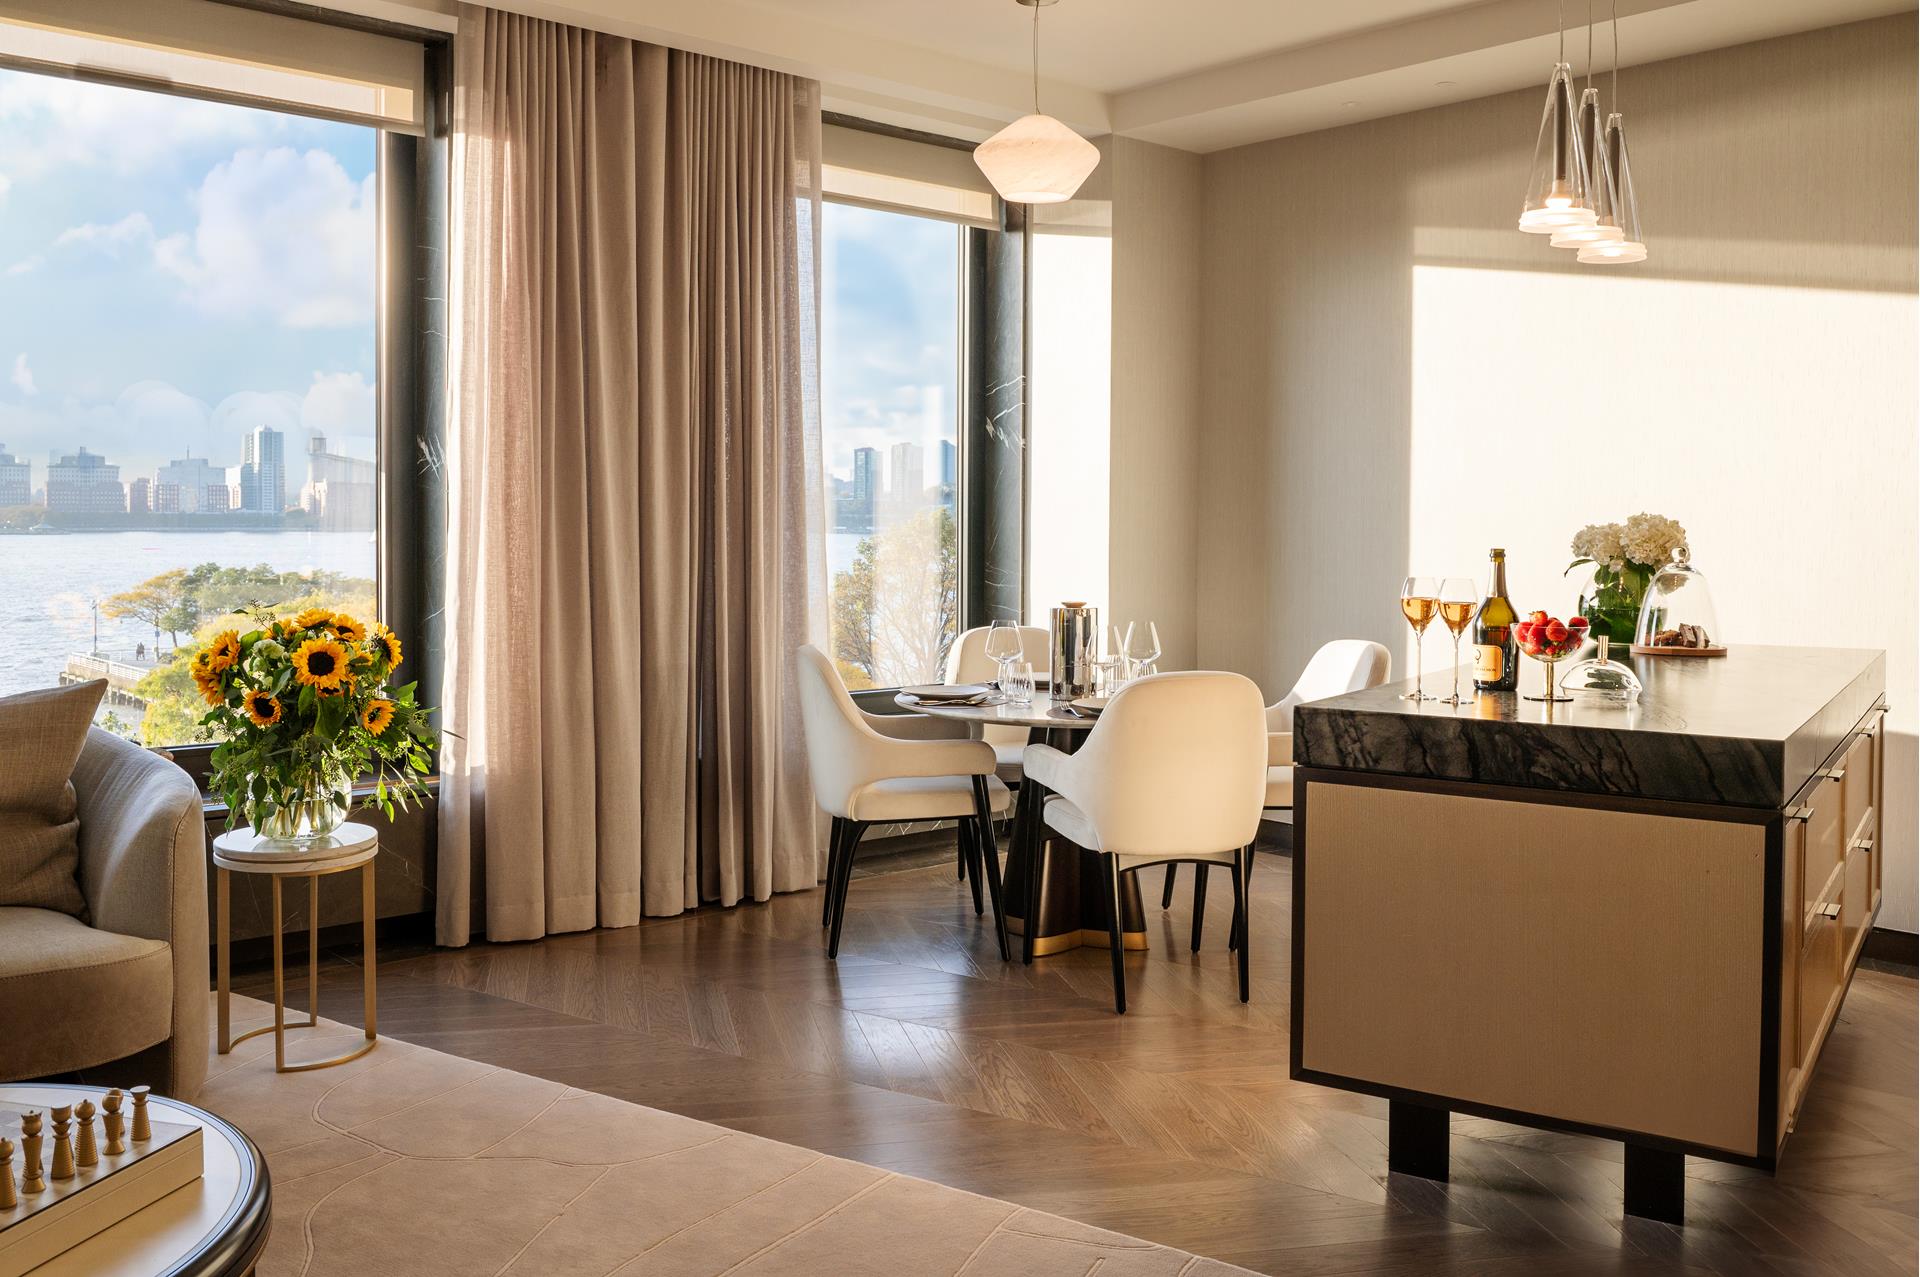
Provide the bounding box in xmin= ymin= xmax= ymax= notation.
xmin=1294 ymin=645 xmax=1886 ymax=809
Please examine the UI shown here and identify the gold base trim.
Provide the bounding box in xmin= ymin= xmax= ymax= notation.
xmin=1006 ymin=916 xmax=1150 ymax=955
xmin=223 ymin=1015 xmax=317 ymax=1052
xmin=276 ymin=1035 xmax=378 ymax=1073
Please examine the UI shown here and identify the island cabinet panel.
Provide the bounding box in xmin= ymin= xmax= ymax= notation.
xmin=1298 ymin=780 xmax=1768 ymax=1157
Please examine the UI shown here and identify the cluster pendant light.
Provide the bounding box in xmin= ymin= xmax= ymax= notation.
xmin=1520 ymin=0 xmax=1647 ymax=264
xmin=973 ymin=0 xmax=1099 ymax=204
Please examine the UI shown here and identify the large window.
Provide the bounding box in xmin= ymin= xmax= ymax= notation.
xmin=0 ymin=68 xmax=379 ymax=745
xmin=820 ymin=200 xmax=963 ymax=689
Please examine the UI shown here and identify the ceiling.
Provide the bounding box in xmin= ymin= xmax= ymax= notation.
xmin=339 ymin=0 xmax=1917 ymax=152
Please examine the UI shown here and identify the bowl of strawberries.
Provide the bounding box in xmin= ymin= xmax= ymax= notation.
xmin=1514 ymin=610 xmax=1591 ymax=703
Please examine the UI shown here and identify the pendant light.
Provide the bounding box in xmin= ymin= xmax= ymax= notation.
xmin=1578 ymin=2 xmax=1648 ymax=264
xmin=1518 ymin=0 xmax=1596 ymax=233
xmin=1550 ymin=8 xmax=1624 ymax=248
xmin=973 ymin=0 xmax=1100 ymax=204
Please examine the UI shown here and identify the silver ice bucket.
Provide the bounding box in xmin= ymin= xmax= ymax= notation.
xmin=1050 ymin=603 xmax=1098 ymax=701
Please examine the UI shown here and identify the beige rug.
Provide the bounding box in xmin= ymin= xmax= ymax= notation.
xmin=200 ymin=997 xmax=1251 ymax=1276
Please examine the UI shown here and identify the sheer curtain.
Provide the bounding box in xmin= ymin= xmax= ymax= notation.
xmin=438 ymin=6 xmax=825 ymax=945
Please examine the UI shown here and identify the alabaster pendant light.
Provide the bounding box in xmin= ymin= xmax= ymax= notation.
xmin=974 ymin=0 xmax=1099 ymax=204
xmin=1518 ymin=0 xmax=1595 ymax=233
xmin=1577 ymin=5 xmax=1648 ymax=264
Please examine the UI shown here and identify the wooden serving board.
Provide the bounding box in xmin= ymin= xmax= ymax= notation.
xmin=0 ymin=1102 xmax=203 ymax=1277
xmin=1629 ymin=644 xmax=1729 ymax=658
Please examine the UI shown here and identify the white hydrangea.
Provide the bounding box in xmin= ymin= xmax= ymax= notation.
xmin=1570 ymin=522 xmax=1627 ymax=571
xmin=1621 ymin=512 xmax=1687 ymax=568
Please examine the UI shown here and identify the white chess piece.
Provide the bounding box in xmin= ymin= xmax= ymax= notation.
xmin=75 ymin=1099 xmax=98 ymax=1168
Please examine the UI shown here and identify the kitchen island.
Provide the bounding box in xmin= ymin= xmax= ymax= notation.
xmin=1290 ymin=645 xmax=1887 ymax=1225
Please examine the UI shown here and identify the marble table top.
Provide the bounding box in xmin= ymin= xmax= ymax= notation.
xmin=1294 ymin=645 xmax=1886 ymax=808
xmin=895 ymin=690 xmax=1098 ymax=730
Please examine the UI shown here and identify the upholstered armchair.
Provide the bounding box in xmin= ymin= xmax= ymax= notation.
xmin=0 ymin=729 xmax=209 ymax=1100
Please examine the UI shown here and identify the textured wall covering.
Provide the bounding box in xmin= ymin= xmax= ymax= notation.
xmin=1109 ymin=137 xmax=1205 ymax=670
xmin=1195 ymin=15 xmax=1919 ymax=927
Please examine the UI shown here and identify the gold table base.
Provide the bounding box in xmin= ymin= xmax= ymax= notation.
xmin=216 ymin=850 xmax=378 ymax=1073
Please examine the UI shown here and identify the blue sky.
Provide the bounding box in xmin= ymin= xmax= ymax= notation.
xmin=0 ymin=69 xmax=375 ymax=483
xmin=820 ymin=202 xmax=959 ymax=484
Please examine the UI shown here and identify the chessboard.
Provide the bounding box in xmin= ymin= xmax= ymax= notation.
xmin=0 ymin=1090 xmax=204 ymax=1277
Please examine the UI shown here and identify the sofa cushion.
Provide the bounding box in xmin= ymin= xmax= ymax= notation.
xmin=0 ymin=907 xmax=173 ymax=1080
xmin=0 ymin=680 xmax=107 ymax=918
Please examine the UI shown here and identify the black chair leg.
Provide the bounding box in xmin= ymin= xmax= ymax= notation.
xmin=1231 ymin=848 xmax=1250 ymax=1002
xmin=960 ymin=818 xmax=985 ymax=915
xmin=827 ymin=821 xmax=865 ymax=959
xmin=1190 ymin=863 xmax=1210 ymax=952
xmin=1160 ymin=863 xmax=1177 ymax=909
xmin=957 ymin=824 xmax=968 ymax=882
xmin=1104 ymin=854 xmax=1127 ymax=1014
xmin=971 ymin=777 xmax=1011 ymax=961
xmin=822 ymin=816 xmax=844 ymax=927
xmin=1021 ymin=784 xmax=1045 ymax=965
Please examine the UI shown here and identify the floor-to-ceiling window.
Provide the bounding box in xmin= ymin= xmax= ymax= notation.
xmin=0 ymin=68 xmax=380 ymax=745
xmin=820 ymin=200 xmax=964 ymax=689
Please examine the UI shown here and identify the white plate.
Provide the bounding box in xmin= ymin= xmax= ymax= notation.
xmin=901 ymin=683 xmax=992 ymax=702
xmin=1070 ymin=696 xmax=1111 ymax=715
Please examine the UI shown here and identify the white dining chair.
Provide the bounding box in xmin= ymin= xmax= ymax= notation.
xmin=1161 ymin=639 xmax=1391 ymax=947
xmin=1022 ymin=671 xmax=1267 ymax=1013
xmin=796 ymin=645 xmax=1013 ymax=960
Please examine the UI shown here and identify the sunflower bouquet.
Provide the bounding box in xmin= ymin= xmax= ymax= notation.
xmin=197 ymin=607 xmax=436 ymax=842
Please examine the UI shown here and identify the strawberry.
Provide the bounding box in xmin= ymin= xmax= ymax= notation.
xmin=1545 ymin=620 xmax=1569 ymax=644
xmin=1568 ymin=615 xmax=1590 ymax=629
xmin=1515 ymin=621 xmax=1534 ymax=644
xmin=1529 ymin=610 xmax=1549 ymax=624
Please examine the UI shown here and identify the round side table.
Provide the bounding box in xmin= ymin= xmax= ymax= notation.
xmin=213 ymin=823 xmax=379 ymax=1074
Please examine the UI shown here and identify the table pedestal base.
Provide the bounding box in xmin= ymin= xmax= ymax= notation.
xmin=1005 ymin=725 xmax=1149 ymax=957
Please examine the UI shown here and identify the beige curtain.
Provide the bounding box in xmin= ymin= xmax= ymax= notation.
xmin=438 ymin=7 xmax=827 ymax=945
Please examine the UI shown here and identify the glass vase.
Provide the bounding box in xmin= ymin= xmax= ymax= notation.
xmin=252 ymin=772 xmax=352 ymax=845
xmin=1575 ymin=564 xmax=1648 ymax=647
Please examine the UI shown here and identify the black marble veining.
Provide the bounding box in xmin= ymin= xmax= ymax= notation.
xmin=1294 ymin=645 xmax=1885 ymax=809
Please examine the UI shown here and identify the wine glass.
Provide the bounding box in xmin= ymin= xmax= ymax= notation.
xmin=1125 ymin=621 xmax=1161 ymax=679
xmin=1436 ymin=578 xmax=1478 ymax=705
xmin=1111 ymin=622 xmax=1133 ymax=680
xmin=983 ymin=620 xmax=1023 ymax=689
xmin=1399 ymin=577 xmax=1441 ymax=702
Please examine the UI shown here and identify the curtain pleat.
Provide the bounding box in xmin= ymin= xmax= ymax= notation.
xmin=438 ymin=7 xmax=824 ymax=945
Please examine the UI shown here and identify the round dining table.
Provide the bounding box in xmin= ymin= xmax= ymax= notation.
xmin=893 ymin=690 xmax=1148 ymax=959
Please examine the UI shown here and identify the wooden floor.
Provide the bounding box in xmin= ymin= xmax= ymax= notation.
xmin=239 ymin=846 xmax=1919 ymax=1276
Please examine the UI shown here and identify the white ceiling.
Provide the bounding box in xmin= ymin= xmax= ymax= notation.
xmin=337 ymin=0 xmax=1916 ymax=152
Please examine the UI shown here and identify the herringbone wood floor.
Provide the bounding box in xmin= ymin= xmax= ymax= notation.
xmin=238 ymin=847 xmax=1918 ymax=1275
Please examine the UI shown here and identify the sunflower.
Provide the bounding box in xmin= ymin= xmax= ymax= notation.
xmin=294 ymin=607 xmax=335 ymax=630
xmin=193 ymin=667 xmax=225 ymax=707
xmin=270 ymin=618 xmax=301 ymax=641
xmin=205 ymin=630 xmax=242 ymax=672
xmin=368 ymin=624 xmax=402 ymax=669
xmin=291 ymin=636 xmax=350 ymax=690
xmin=361 ymin=698 xmax=395 ymax=735
xmin=329 ymin=613 xmax=367 ymax=643
xmin=243 ymin=690 xmax=282 ymax=726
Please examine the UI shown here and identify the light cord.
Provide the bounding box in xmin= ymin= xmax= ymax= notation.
xmin=1611 ymin=0 xmax=1619 ymax=110
xmin=1585 ymin=0 xmax=1593 ymax=93
xmin=1557 ymin=0 xmax=1565 ymax=64
xmin=1031 ymin=2 xmax=1040 ymax=114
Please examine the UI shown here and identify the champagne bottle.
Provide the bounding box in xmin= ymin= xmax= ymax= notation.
xmin=1472 ymin=548 xmax=1519 ymax=692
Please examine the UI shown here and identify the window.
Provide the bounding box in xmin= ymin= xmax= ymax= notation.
xmin=0 ymin=68 xmax=380 ymax=746
xmin=820 ymin=200 xmax=963 ymax=689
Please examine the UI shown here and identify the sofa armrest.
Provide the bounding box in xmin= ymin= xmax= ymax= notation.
xmin=69 ymin=730 xmax=208 ymax=1099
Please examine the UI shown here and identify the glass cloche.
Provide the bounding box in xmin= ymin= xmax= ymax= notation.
xmin=1632 ymin=548 xmax=1726 ymax=656
xmin=1560 ymin=635 xmax=1642 ymax=702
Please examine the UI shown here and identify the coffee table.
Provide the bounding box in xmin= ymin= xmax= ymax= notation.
xmin=0 ymin=1083 xmax=268 ymax=1276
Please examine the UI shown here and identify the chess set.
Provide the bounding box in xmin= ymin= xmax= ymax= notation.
xmin=0 ymin=1087 xmax=204 ymax=1277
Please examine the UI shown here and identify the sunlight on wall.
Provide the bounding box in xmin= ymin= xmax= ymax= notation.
xmin=1408 ymin=263 xmax=1919 ymax=925
xmin=1027 ymin=231 xmax=1113 ymax=626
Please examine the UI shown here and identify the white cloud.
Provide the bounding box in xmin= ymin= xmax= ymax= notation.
xmin=11 ymin=353 xmax=34 ymax=395
xmin=0 ymin=173 xmax=10 ymax=203
xmin=156 ymin=147 xmax=373 ymax=329
xmin=54 ymin=212 xmax=154 ymax=254
xmin=4 ymin=255 xmax=39 ymax=276
xmin=300 ymin=371 xmax=374 ymax=443
xmin=0 ymin=72 xmax=272 ymax=179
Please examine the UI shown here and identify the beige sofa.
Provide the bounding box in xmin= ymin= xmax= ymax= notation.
xmin=0 ymin=729 xmax=208 ymax=1100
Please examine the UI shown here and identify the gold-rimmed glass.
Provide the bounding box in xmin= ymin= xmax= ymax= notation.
xmin=1437 ymin=577 xmax=1477 ymax=705
xmin=1399 ymin=576 xmax=1441 ymax=702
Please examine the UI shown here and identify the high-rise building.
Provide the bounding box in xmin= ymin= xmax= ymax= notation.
xmin=887 ymin=441 xmax=924 ymax=502
xmin=937 ymin=439 xmax=956 ymax=489
xmin=239 ymin=425 xmax=286 ymax=513
xmin=127 ymin=476 xmax=151 ymax=515
xmin=300 ymin=433 xmax=377 ymax=530
xmin=851 ymin=447 xmax=879 ymax=503
xmin=155 ymin=455 xmax=226 ymax=513
xmin=0 ymin=444 xmax=29 ymax=508
xmin=45 ymin=448 xmax=125 ymax=515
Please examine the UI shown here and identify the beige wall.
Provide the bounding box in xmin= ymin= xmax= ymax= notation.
xmin=1108 ymin=136 xmax=1205 ymax=669
xmin=1196 ymin=15 xmax=1919 ymax=927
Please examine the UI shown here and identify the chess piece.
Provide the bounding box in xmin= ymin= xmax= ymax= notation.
xmin=75 ymin=1099 xmax=98 ymax=1168
xmin=103 ymin=1090 xmax=126 ymax=1156
xmin=19 ymin=1112 xmax=44 ymax=1194
xmin=50 ymin=1105 xmax=74 ymax=1181
xmin=0 ymin=1139 xmax=16 ymax=1209
xmin=130 ymin=1086 xmax=152 ymax=1142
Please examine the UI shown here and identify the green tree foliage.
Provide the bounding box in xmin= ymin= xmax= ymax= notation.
xmin=831 ymin=505 xmax=956 ymax=690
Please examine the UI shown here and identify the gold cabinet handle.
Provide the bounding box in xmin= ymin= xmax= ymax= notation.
xmin=1821 ymin=767 xmax=1847 ymax=782
xmin=1815 ymin=901 xmax=1842 ymax=920
xmin=1850 ymin=836 xmax=1876 ymax=855
xmin=1786 ymin=806 xmax=1815 ymax=824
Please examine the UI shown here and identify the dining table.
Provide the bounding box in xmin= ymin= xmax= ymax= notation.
xmin=893 ymin=689 xmax=1148 ymax=958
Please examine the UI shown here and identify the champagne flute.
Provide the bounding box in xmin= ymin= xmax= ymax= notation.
xmin=983 ymin=620 xmax=1023 ymax=689
xmin=1436 ymin=578 xmax=1477 ymax=705
xmin=1399 ymin=577 xmax=1441 ymax=702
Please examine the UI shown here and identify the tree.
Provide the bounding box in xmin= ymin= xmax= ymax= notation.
xmin=102 ymin=568 xmax=191 ymax=651
xmin=831 ymin=505 xmax=956 ymax=689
